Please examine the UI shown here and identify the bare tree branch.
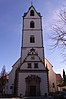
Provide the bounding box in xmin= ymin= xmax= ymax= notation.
xmin=49 ymin=9 xmax=66 ymax=60
xmin=51 ymin=10 xmax=66 ymax=45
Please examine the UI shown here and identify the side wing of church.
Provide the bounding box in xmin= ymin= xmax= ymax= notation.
xmin=5 ymin=5 xmax=49 ymax=97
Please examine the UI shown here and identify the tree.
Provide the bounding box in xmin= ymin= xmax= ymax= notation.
xmin=0 ymin=66 xmax=8 ymax=95
xmin=63 ymin=69 xmax=65 ymax=81
xmin=50 ymin=9 xmax=66 ymax=58
xmin=63 ymin=69 xmax=66 ymax=84
xmin=1 ymin=66 xmax=6 ymax=77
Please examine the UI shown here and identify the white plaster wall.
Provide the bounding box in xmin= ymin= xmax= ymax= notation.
xmin=7 ymin=59 xmax=20 ymax=94
xmin=4 ymin=82 xmax=9 ymax=94
xmin=22 ymin=30 xmax=43 ymax=47
xmin=23 ymin=18 xmax=41 ymax=29
xmin=20 ymin=62 xmax=45 ymax=70
xmin=21 ymin=48 xmax=44 ymax=62
xmin=18 ymin=72 xmax=48 ymax=96
xmin=22 ymin=8 xmax=43 ymax=48
xmin=24 ymin=55 xmax=41 ymax=61
xmin=45 ymin=59 xmax=57 ymax=92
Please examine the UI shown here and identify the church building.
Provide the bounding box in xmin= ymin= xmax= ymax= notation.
xmin=5 ymin=5 xmax=49 ymax=97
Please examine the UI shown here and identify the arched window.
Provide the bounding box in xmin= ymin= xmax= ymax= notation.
xmin=30 ymin=10 xmax=34 ymax=16
xmin=30 ymin=21 xmax=34 ymax=28
xmin=30 ymin=35 xmax=35 ymax=43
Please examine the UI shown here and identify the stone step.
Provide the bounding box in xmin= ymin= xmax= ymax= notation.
xmin=22 ymin=96 xmax=49 ymax=99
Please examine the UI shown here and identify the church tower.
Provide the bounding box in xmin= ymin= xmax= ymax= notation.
xmin=21 ymin=5 xmax=44 ymax=63
xmin=15 ymin=5 xmax=48 ymax=96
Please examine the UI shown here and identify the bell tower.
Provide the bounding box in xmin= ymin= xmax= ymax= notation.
xmin=21 ymin=5 xmax=44 ymax=63
xmin=7 ymin=5 xmax=48 ymax=97
xmin=17 ymin=5 xmax=48 ymax=96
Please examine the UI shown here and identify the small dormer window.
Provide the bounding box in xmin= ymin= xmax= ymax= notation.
xmin=30 ymin=21 xmax=34 ymax=28
xmin=30 ymin=10 xmax=34 ymax=16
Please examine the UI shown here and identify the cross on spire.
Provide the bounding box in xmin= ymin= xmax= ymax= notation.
xmin=31 ymin=1 xmax=33 ymax=6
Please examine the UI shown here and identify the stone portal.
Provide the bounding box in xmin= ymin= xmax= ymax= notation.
xmin=25 ymin=75 xmax=41 ymax=96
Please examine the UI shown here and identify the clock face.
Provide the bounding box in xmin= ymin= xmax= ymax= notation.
xmin=31 ymin=55 xmax=35 ymax=60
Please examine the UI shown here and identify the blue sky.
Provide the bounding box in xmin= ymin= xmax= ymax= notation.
xmin=0 ymin=0 xmax=66 ymax=76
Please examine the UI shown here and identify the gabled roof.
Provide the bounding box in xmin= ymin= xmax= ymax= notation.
xmin=18 ymin=48 xmax=45 ymax=69
xmin=23 ymin=5 xmax=42 ymax=17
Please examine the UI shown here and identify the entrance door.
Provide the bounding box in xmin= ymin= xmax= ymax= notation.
xmin=30 ymin=86 xmax=36 ymax=96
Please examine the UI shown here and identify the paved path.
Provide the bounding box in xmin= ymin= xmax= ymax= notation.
xmin=21 ymin=96 xmax=53 ymax=99
xmin=0 ymin=96 xmax=53 ymax=99
xmin=0 ymin=98 xmax=53 ymax=99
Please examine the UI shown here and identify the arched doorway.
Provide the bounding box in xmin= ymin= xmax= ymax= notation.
xmin=25 ymin=75 xmax=41 ymax=96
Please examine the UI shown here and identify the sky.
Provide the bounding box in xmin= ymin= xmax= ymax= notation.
xmin=0 ymin=0 xmax=66 ymax=76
